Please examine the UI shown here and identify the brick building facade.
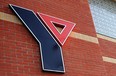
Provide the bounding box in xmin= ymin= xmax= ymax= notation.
xmin=0 ymin=0 xmax=116 ymax=76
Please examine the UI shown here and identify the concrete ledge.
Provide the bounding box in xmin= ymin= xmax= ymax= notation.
xmin=103 ymin=56 xmax=116 ymax=64
xmin=97 ymin=34 xmax=116 ymax=43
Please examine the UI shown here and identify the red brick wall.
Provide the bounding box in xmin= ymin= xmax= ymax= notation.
xmin=98 ymin=38 xmax=116 ymax=58
xmin=98 ymin=38 xmax=116 ymax=76
xmin=0 ymin=0 xmax=109 ymax=76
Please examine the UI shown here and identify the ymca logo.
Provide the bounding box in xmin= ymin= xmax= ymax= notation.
xmin=9 ymin=4 xmax=75 ymax=73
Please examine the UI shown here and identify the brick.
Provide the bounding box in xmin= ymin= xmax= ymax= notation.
xmin=0 ymin=0 xmax=110 ymax=76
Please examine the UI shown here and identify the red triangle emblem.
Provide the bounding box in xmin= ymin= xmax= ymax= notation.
xmin=37 ymin=13 xmax=76 ymax=45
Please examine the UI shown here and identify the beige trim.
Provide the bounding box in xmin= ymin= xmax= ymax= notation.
xmin=97 ymin=34 xmax=116 ymax=43
xmin=49 ymin=27 xmax=99 ymax=44
xmin=0 ymin=12 xmax=99 ymax=44
xmin=0 ymin=12 xmax=21 ymax=24
xmin=70 ymin=32 xmax=99 ymax=44
xmin=103 ymin=56 xmax=116 ymax=64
